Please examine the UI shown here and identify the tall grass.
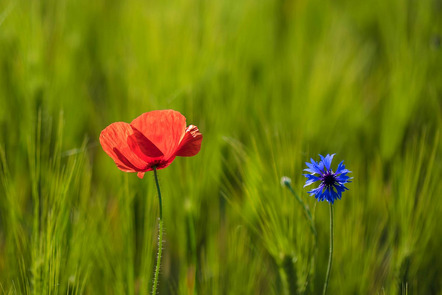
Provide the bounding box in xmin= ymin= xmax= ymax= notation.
xmin=0 ymin=0 xmax=441 ymax=293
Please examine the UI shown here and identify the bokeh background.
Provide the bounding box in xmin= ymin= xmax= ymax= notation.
xmin=0 ymin=0 xmax=441 ymax=294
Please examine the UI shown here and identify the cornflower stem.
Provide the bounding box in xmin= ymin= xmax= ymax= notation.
xmin=284 ymin=181 xmax=317 ymax=237
xmin=152 ymin=166 xmax=163 ymax=295
xmin=323 ymin=203 xmax=334 ymax=295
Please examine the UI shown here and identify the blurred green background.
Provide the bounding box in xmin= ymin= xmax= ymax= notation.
xmin=0 ymin=0 xmax=441 ymax=294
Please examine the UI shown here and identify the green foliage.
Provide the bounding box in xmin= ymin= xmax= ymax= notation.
xmin=0 ymin=0 xmax=441 ymax=293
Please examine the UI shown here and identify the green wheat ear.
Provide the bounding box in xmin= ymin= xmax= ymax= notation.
xmin=281 ymin=254 xmax=298 ymax=295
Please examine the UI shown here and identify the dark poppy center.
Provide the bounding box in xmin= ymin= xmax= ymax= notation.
xmin=147 ymin=160 xmax=169 ymax=170
xmin=322 ymin=173 xmax=336 ymax=186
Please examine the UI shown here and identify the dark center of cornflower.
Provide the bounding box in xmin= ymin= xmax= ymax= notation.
xmin=322 ymin=172 xmax=337 ymax=187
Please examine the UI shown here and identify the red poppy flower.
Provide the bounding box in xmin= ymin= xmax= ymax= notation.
xmin=100 ymin=110 xmax=203 ymax=178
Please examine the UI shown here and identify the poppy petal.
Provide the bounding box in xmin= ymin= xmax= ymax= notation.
xmin=113 ymin=148 xmax=141 ymax=172
xmin=131 ymin=110 xmax=186 ymax=160
xmin=99 ymin=122 xmax=147 ymax=172
xmin=128 ymin=127 xmax=164 ymax=164
xmin=175 ymin=125 xmax=203 ymax=157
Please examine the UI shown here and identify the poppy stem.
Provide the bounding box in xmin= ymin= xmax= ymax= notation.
xmin=152 ymin=166 xmax=163 ymax=295
xmin=322 ymin=203 xmax=333 ymax=295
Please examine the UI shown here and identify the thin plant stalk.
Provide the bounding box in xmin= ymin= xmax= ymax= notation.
xmin=282 ymin=178 xmax=318 ymax=292
xmin=186 ymin=213 xmax=198 ymax=294
xmin=152 ymin=166 xmax=163 ymax=295
xmin=283 ymin=180 xmax=317 ymax=237
xmin=323 ymin=203 xmax=333 ymax=295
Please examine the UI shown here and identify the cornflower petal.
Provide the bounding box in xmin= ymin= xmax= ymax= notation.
xmin=336 ymin=173 xmax=350 ymax=182
xmin=303 ymin=174 xmax=321 ymax=187
xmin=313 ymin=158 xmax=325 ymax=172
xmin=305 ymin=161 xmax=321 ymax=174
xmin=335 ymin=161 xmax=346 ymax=174
xmin=319 ymin=154 xmax=335 ymax=172
xmin=303 ymin=154 xmax=351 ymax=203
xmin=308 ymin=184 xmax=324 ymax=196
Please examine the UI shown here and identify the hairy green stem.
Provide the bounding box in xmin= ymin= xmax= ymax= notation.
xmin=152 ymin=166 xmax=163 ymax=295
xmin=322 ymin=203 xmax=333 ymax=295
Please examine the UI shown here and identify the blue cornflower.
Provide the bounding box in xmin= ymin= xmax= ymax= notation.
xmin=303 ymin=154 xmax=351 ymax=204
